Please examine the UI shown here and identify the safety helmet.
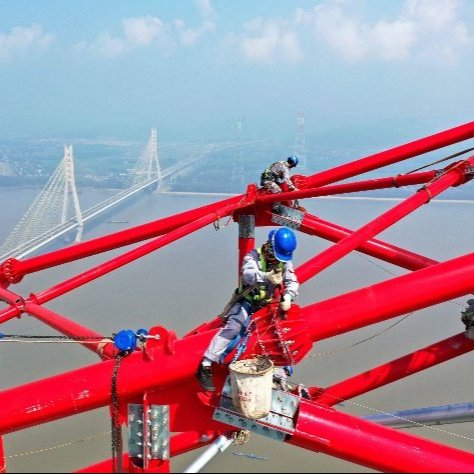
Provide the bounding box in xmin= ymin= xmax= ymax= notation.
xmin=287 ymin=155 xmax=299 ymax=168
xmin=268 ymin=227 xmax=297 ymax=262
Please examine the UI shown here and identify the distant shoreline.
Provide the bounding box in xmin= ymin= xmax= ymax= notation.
xmin=1 ymin=186 xmax=472 ymax=204
xmin=158 ymin=191 xmax=474 ymax=204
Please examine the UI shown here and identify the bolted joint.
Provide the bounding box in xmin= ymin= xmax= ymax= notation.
xmin=0 ymin=258 xmax=23 ymax=285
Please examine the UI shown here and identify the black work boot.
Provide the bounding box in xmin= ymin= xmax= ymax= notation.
xmin=196 ymin=364 xmax=215 ymax=392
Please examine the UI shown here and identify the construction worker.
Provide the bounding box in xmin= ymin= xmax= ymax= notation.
xmin=461 ymin=299 xmax=474 ymax=330
xmin=260 ymin=155 xmax=299 ymax=211
xmin=196 ymin=227 xmax=299 ymax=392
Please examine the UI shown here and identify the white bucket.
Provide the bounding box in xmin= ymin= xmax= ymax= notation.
xmin=229 ymin=357 xmax=274 ymax=419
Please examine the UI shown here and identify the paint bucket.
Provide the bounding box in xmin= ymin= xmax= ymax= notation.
xmin=229 ymin=357 xmax=274 ymax=419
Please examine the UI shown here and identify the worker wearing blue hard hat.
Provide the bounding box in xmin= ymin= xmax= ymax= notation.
xmin=196 ymin=227 xmax=299 ymax=392
xmin=260 ymin=156 xmax=300 ymax=212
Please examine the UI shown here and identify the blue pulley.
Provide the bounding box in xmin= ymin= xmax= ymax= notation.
xmin=113 ymin=329 xmax=137 ymax=352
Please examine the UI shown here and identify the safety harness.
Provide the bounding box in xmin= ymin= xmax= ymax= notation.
xmin=242 ymin=247 xmax=283 ymax=307
xmin=219 ymin=248 xmax=284 ymax=363
xmin=260 ymin=161 xmax=284 ymax=186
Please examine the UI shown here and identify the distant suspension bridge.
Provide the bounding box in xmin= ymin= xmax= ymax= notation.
xmin=0 ymin=129 xmax=238 ymax=261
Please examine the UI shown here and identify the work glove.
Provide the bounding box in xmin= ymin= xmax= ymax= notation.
xmin=280 ymin=294 xmax=292 ymax=311
xmin=266 ymin=269 xmax=283 ymax=285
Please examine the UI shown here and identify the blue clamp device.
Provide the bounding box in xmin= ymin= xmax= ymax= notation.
xmin=113 ymin=328 xmax=149 ymax=352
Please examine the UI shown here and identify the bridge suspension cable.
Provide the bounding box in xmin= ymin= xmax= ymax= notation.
xmin=0 ymin=145 xmax=83 ymax=261
xmin=0 ymin=133 xmax=240 ymax=262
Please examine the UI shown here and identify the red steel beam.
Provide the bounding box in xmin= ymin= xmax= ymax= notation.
xmin=315 ymin=332 xmax=474 ymax=406
xmin=76 ymin=431 xmax=225 ymax=473
xmin=0 ymin=194 xmax=244 ymax=285
xmin=1 ymin=325 xmax=474 ymax=472
xmin=0 ymin=330 xmax=211 ymax=434
xmin=257 ymin=170 xmax=436 ymax=204
xmin=301 ymin=121 xmax=474 ymax=189
xmin=24 ymin=302 xmax=115 ymax=359
xmin=0 ymin=200 xmax=239 ymax=325
xmin=296 ymin=161 xmax=466 ymax=284
xmin=3 ymin=243 xmax=474 ymax=432
xmin=290 ymin=399 xmax=474 ymax=472
xmin=302 ymin=251 xmax=474 ymax=341
xmin=0 ymin=437 xmax=5 ymax=474
xmin=0 ymin=254 xmax=468 ymax=433
xmin=300 ymin=213 xmax=438 ymax=271
xmin=1 ymin=286 xmax=114 ymax=358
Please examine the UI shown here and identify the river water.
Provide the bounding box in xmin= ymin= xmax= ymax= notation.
xmin=0 ymin=187 xmax=473 ymax=473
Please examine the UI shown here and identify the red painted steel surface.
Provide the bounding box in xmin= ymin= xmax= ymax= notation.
xmin=0 ymin=437 xmax=5 ymax=474
xmin=291 ymin=400 xmax=474 ymax=472
xmin=303 ymin=251 xmax=474 ymax=341
xmin=296 ymin=160 xmax=468 ymax=284
xmin=1 ymin=121 xmax=474 ymax=472
xmin=315 ymin=332 xmax=474 ymax=406
xmin=300 ymin=213 xmax=438 ymax=270
xmin=76 ymin=431 xmax=225 ymax=473
xmin=300 ymin=120 xmax=474 ymax=189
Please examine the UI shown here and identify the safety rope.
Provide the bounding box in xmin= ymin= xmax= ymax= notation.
xmin=309 ymin=313 xmax=413 ymax=358
xmin=218 ymin=283 xmax=264 ymax=321
xmin=6 ymin=430 xmax=112 ymax=459
xmin=0 ymin=334 xmax=113 ymax=344
xmin=317 ymin=390 xmax=474 ymax=444
xmin=405 ymin=147 xmax=474 ymax=175
xmin=229 ymin=321 xmax=256 ymax=364
xmin=308 ymin=249 xmax=469 ymax=359
xmin=213 ymin=213 xmax=233 ymax=230
xmin=213 ymin=194 xmax=248 ymax=231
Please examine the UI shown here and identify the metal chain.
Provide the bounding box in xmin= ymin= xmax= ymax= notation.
xmin=232 ymin=430 xmax=251 ymax=445
xmin=111 ymin=353 xmax=125 ymax=473
xmin=270 ymin=304 xmax=295 ymax=366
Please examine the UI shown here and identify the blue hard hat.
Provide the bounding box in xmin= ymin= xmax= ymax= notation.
xmin=284 ymin=365 xmax=294 ymax=376
xmin=287 ymin=155 xmax=299 ymax=167
xmin=269 ymin=227 xmax=297 ymax=262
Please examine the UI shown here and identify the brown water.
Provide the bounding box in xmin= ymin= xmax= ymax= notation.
xmin=0 ymin=188 xmax=473 ymax=472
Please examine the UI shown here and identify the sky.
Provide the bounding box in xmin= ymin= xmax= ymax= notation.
xmin=1 ymin=0 xmax=474 ymax=145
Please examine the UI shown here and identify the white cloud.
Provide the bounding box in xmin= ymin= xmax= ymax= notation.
xmin=175 ymin=19 xmax=215 ymax=46
xmin=175 ymin=0 xmax=216 ymax=46
xmin=0 ymin=25 xmax=54 ymax=60
xmin=313 ymin=2 xmax=416 ymax=61
xmin=238 ymin=17 xmax=303 ymax=64
xmin=95 ymin=33 xmax=127 ymax=59
xmin=123 ymin=16 xmax=165 ymax=46
xmin=311 ymin=0 xmax=473 ymax=63
xmin=401 ymin=0 xmax=473 ymax=62
xmin=75 ymin=16 xmax=170 ymax=58
xmin=81 ymin=3 xmax=216 ymax=57
xmin=196 ymin=0 xmax=214 ymax=19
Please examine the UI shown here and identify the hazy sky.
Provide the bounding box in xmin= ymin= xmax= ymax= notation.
xmin=1 ymin=0 xmax=474 ymax=143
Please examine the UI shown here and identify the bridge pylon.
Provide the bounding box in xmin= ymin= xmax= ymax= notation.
xmin=0 ymin=144 xmax=84 ymax=260
xmin=294 ymin=111 xmax=307 ymax=171
xmin=231 ymin=117 xmax=245 ymax=186
xmin=62 ymin=145 xmax=84 ymax=242
xmin=130 ymin=128 xmax=163 ymax=191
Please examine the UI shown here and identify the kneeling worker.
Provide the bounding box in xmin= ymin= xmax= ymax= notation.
xmin=196 ymin=227 xmax=299 ymax=392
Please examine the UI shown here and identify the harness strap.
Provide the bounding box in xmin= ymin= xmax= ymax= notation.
xmin=219 ymin=300 xmax=255 ymax=363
